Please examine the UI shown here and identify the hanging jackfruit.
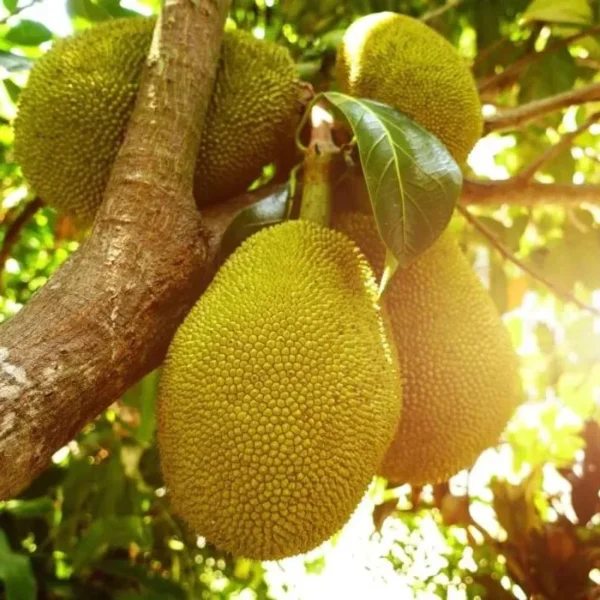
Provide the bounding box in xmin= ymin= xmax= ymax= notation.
xmin=336 ymin=12 xmax=482 ymax=164
xmin=14 ymin=16 xmax=301 ymax=224
xmin=157 ymin=219 xmax=402 ymax=560
xmin=334 ymin=212 xmax=522 ymax=486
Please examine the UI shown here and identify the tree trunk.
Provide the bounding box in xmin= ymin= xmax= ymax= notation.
xmin=0 ymin=0 xmax=232 ymax=500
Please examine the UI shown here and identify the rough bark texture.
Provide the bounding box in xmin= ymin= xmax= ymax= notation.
xmin=0 ymin=0 xmax=232 ymax=500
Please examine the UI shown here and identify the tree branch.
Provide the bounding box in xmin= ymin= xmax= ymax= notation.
xmin=421 ymin=0 xmax=465 ymax=22
xmin=483 ymin=82 xmax=600 ymax=134
xmin=458 ymin=205 xmax=600 ymax=316
xmin=513 ymin=111 xmax=600 ymax=182
xmin=0 ymin=0 xmax=39 ymax=26
xmin=461 ymin=178 xmax=600 ymax=206
xmin=0 ymin=196 xmax=43 ymax=286
xmin=0 ymin=0 xmax=232 ymax=500
xmin=478 ymin=24 xmax=600 ymax=95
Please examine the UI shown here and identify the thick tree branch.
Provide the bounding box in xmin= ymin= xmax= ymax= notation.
xmin=483 ymin=82 xmax=600 ymax=134
xmin=0 ymin=0 xmax=232 ymax=500
xmin=461 ymin=178 xmax=600 ymax=206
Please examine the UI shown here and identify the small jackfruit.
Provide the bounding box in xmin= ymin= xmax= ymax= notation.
xmin=336 ymin=12 xmax=482 ymax=164
xmin=157 ymin=219 xmax=402 ymax=560
xmin=334 ymin=212 xmax=521 ymax=486
xmin=14 ymin=17 xmax=301 ymax=224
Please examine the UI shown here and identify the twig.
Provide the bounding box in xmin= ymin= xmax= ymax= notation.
xmin=421 ymin=0 xmax=464 ymax=22
xmin=0 ymin=196 xmax=43 ymax=275
xmin=514 ymin=111 xmax=600 ymax=182
xmin=472 ymin=37 xmax=513 ymax=70
xmin=576 ymin=56 xmax=600 ymax=70
xmin=478 ymin=24 xmax=600 ymax=94
xmin=474 ymin=24 xmax=543 ymax=75
xmin=458 ymin=204 xmax=600 ymax=316
xmin=484 ymin=81 xmax=600 ymax=134
xmin=0 ymin=0 xmax=39 ymax=26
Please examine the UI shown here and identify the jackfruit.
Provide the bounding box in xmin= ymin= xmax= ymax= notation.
xmin=14 ymin=16 xmax=301 ymax=225
xmin=157 ymin=219 xmax=402 ymax=560
xmin=334 ymin=212 xmax=521 ymax=486
xmin=336 ymin=12 xmax=482 ymax=164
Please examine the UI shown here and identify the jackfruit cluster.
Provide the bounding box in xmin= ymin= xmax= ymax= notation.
xmin=333 ymin=212 xmax=522 ymax=486
xmin=335 ymin=11 xmax=482 ymax=164
xmin=157 ymin=219 xmax=402 ymax=560
xmin=14 ymin=16 xmax=301 ymax=224
xmin=330 ymin=13 xmax=519 ymax=485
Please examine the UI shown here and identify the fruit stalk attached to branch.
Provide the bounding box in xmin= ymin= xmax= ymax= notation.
xmin=298 ymin=102 xmax=340 ymax=225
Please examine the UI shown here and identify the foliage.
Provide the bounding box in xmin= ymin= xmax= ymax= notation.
xmin=1 ymin=0 xmax=600 ymax=599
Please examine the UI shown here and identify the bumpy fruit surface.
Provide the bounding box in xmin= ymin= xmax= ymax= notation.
xmin=157 ymin=219 xmax=402 ymax=560
xmin=334 ymin=212 xmax=522 ymax=486
xmin=14 ymin=17 xmax=300 ymax=224
xmin=336 ymin=12 xmax=482 ymax=164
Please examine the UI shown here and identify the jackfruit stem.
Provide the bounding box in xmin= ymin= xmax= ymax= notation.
xmin=298 ymin=104 xmax=339 ymax=226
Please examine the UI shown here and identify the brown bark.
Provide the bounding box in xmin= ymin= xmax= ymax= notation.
xmin=461 ymin=178 xmax=600 ymax=206
xmin=483 ymin=82 xmax=600 ymax=134
xmin=0 ymin=0 xmax=232 ymax=500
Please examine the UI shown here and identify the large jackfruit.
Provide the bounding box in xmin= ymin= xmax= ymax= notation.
xmin=336 ymin=12 xmax=482 ymax=164
xmin=334 ymin=212 xmax=522 ymax=486
xmin=157 ymin=219 xmax=402 ymax=560
xmin=14 ymin=17 xmax=301 ymax=224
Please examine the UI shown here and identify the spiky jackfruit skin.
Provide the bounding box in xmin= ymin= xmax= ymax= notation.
xmin=336 ymin=12 xmax=482 ymax=164
xmin=14 ymin=17 xmax=300 ymax=224
xmin=14 ymin=17 xmax=152 ymax=223
xmin=157 ymin=220 xmax=402 ymax=560
xmin=193 ymin=28 xmax=300 ymax=204
xmin=334 ymin=212 xmax=522 ymax=486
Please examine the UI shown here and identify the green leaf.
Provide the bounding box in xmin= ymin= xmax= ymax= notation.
xmin=219 ymin=184 xmax=291 ymax=262
xmin=4 ymin=20 xmax=53 ymax=46
xmin=523 ymin=0 xmax=592 ymax=24
xmin=66 ymin=0 xmax=138 ymax=21
xmin=519 ymin=47 xmax=576 ymax=104
xmin=121 ymin=369 xmax=159 ymax=446
xmin=540 ymin=229 xmax=600 ymax=292
xmin=2 ymin=0 xmax=17 ymax=14
xmin=4 ymin=79 xmax=21 ymax=105
xmin=0 ymin=531 xmax=37 ymax=600
xmin=71 ymin=516 xmax=151 ymax=571
xmin=2 ymin=497 xmax=54 ymax=519
xmin=0 ymin=51 xmax=31 ymax=73
xmin=323 ymin=92 xmax=462 ymax=268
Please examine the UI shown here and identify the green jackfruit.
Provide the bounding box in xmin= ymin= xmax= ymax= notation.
xmin=157 ymin=219 xmax=402 ymax=560
xmin=14 ymin=17 xmax=301 ymax=224
xmin=336 ymin=12 xmax=482 ymax=164
xmin=334 ymin=212 xmax=521 ymax=486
